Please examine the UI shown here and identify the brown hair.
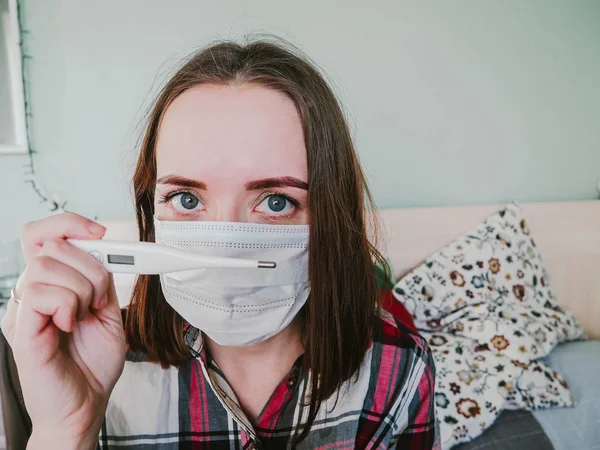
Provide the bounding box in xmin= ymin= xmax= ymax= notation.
xmin=126 ymin=38 xmax=387 ymax=442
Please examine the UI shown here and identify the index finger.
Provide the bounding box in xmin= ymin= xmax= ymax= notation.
xmin=21 ymin=212 xmax=106 ymax=262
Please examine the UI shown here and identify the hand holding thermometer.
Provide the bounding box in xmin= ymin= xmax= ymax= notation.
xmin=67 ymin=239 xmax=276 ymax=274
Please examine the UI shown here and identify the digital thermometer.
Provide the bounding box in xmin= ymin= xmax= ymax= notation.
xmin=67 ymin=239 xmax=276 ymax=274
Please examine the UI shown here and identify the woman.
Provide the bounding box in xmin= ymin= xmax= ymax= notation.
xmin=2 ymin=40 xmax=439 ymax=449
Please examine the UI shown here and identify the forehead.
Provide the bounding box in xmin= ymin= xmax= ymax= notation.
xmin=155 ymin=84 xmax=307 ymax=182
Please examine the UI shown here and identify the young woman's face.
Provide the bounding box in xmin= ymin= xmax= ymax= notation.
xmin=154 ymin=84 xmax=308 ymax=225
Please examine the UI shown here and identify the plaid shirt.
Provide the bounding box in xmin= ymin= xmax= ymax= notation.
xmin=97 ymin=308 xmax=439 ymax=449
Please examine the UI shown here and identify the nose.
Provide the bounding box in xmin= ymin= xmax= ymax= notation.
xmin=206 ymin=200 xmax=245 ymax=223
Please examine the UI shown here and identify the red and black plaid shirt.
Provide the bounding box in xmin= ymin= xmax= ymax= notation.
xmin=97 ymin=307 xmax=439 ymax=449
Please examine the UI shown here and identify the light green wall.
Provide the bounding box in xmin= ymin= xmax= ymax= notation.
xmin=1 ymin=0 xmax=599 ymax=240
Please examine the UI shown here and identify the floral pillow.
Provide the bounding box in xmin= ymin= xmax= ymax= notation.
xmin=392 ymin=202 xmax=586 ymax=449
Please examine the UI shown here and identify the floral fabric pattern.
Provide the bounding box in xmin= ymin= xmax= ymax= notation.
xmin=392 ymin=202 xmax=586 ymax=449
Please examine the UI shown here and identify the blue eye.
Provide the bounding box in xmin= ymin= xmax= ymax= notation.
xmin=257 ymin=194 xmax=294 ymax=215
xmin=172 ymin=192 xmax=202 ymax=211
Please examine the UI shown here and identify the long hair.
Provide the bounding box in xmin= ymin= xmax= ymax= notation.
xmin=126 ymin=38 xmax=387 ymax=443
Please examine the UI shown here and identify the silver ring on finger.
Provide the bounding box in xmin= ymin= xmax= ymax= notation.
xmin=9 ymin=288 xmax=21 ymax=305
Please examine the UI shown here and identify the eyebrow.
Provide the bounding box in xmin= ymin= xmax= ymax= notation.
xmin=156 ymin=175 xmax=308 ymax=191
xmin=156 ymin=175 xmax=207 ymax=190
xmin=245 ymin=177 xmax=308 ymax=191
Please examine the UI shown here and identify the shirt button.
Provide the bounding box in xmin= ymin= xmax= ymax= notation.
xmin=287 ymin=377 xmax=296 ymax=389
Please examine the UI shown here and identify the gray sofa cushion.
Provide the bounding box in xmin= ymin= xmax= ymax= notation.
xmin=533 ymin=340 xmax=600 ymax=450
xmin=453 ymin=410 xmax=554 ymax=450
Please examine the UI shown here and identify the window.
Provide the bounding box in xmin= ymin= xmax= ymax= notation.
xmin=0 ymin=0 xmax=27 ymax=154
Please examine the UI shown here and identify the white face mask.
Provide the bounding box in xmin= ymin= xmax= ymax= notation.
xmin=153 ymin=218 xmax=310 ymax=346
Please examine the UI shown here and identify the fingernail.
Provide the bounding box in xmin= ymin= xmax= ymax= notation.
xmin=88 ymin=222 xmax=106 ymax=235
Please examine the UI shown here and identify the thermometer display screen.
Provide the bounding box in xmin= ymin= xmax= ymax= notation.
xmin=107 ymin=254 xmax=135 ymax=265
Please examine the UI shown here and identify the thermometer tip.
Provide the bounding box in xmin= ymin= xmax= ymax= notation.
xmin=258 ymin=261 xmax=276 ymax=269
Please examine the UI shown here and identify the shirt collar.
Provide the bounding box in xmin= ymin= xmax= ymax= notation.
xmin=183 ymin=323 xmax=206 ymax=361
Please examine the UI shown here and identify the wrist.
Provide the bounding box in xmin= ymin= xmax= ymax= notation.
xmin=28 ymin=426 xmax=99 ymax=450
